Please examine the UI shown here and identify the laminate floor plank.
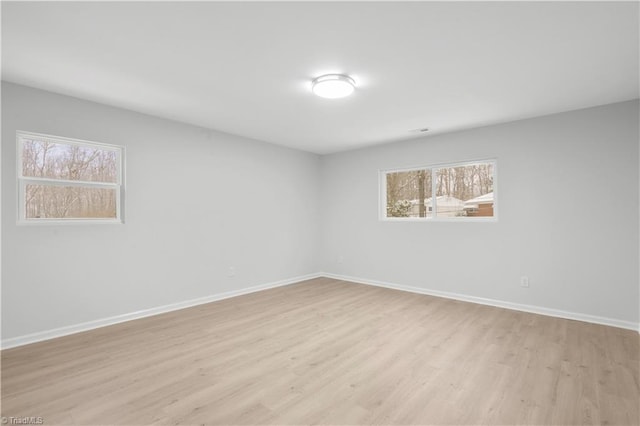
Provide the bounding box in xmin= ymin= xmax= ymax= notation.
xmin=2 ymin=278 xmax=638 ymax=425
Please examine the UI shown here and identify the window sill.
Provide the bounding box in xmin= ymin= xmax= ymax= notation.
xmin=379 ymin=217 xmax=498 ymax=223
xmin=17 ymin=219 xmax=123 ymax=226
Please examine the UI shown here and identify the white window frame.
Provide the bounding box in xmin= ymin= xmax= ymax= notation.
xmin=379 ymin=158 xmax=498 ymax=222
xmin=17 ymin=131 xmax=125 ymax=225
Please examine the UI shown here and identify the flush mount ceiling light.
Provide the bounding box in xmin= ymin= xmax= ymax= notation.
xmin=311 ymin=74 xmax=356 ymax=99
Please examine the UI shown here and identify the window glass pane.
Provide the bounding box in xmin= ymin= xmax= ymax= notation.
xmin=386 ymin=169 xmax=432 ymax=218
xmin=21 ymin=138 xmax=118 ymax=183
xmin=25 ymin=185 xmax=117 ymax=219
xmin=435 ymin=163 xmax=494 ymax=217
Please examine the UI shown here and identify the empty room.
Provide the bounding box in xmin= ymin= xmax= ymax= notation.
xmin=1 ymin=1 xmax=639 ymax=425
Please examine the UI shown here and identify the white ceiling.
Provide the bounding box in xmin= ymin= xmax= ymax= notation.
xmin=2 ymin=1 xmax=638 ymax=154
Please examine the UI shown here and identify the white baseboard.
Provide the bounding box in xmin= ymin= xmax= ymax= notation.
xmin=1 ymin=273 xmax=322 ymax=350
xmin=3 ymin=271 xmax=637 ymax=349
xmin=320 ymin=272 xmax=640 ymax=332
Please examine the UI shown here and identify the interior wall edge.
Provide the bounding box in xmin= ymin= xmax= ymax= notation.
xmin=4 ymin=271 xmax=637 ymax=351
xmin=0 ymin=273 xmax=322 ymax=350
xmin=321 ymin=272 xmax=640 ymax=333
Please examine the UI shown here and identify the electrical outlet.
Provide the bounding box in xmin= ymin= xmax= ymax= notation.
xmin=228 ymin=266 xmax=236 ymax=277
xmin=520 ymin=276 xmax=529 ymax=287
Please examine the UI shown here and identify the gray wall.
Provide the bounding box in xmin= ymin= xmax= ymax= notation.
xmin=1 ymin=82 xmax=320 ymax=339
xmin=2 ymin=83 xmax=638 ymax=341
xmin=320 ymin=100 xmax=640 ymax=325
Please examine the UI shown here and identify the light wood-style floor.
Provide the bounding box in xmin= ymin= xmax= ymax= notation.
xmin=2 ymin=278 xmax=639 ymax=425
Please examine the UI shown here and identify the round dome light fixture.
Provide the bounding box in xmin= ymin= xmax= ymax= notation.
xmin=311 ymin=74 xmax=356 ymax=99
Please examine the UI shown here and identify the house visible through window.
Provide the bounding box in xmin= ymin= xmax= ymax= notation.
xmin=18 ymin=131 xmax=124 ymax=223
xmin=381 ymin=160 xmax=496 ymax=220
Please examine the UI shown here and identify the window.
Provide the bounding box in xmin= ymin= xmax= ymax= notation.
xmin=17 ymin=131 xmax=124 ymax=223
xmin=381 ymin=160 xmax=496 ymax=221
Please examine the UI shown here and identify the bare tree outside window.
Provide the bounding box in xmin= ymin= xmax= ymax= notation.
xmin=383 ymin=161 xmax=496 ymax=220
xmin=435 ymin=163 xmax=494 ymax=217
xmin=18 ymin=133 xmax=123 ymax=222
xmin=386 ymin=169 xmax=432 ymax=217
xmin=25 ymin=185 xmax=117 ymax=219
